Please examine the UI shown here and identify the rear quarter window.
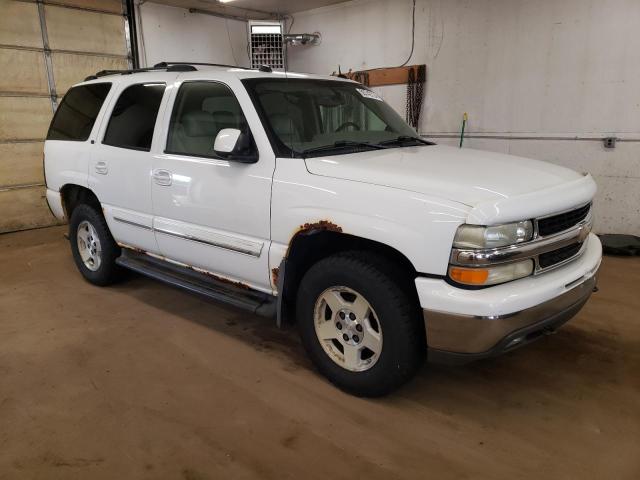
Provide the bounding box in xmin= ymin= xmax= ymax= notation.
xmin=46 ymin=83 xmax=112 ymax=141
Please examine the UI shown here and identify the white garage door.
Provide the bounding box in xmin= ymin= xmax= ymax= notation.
xmin=0 ymin=0 xmax=131 ymax=233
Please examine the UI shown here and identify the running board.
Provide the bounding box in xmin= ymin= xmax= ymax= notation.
xmin=115 ymin=250 xmax=276 ymax=318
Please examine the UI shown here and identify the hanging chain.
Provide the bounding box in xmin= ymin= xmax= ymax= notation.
xmin=405 ymin=65 xmax=426 ymax=130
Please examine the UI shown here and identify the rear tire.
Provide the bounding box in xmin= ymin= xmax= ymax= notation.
xmin=69 ymin=203 xmax=122 ymax=286
xmin=296 ymin=251 xmax=425 ymax=397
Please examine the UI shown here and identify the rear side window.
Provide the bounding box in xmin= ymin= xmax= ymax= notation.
xmin=103 ymin=83 xmax=166 ymax=151
xmin=46 ymin=83 xmax=111 ymax=141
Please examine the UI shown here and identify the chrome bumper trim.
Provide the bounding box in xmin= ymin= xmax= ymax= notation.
xmin=423 ymin=272 xmax=597 ymax=355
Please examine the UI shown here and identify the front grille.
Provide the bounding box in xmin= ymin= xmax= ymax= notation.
xmin=538 ymin=243 xmax=582 ymax=269
xmin=537 ymin=203 xmax=591 ymax=237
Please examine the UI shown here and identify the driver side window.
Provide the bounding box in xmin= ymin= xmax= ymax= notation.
xmin=166 ymin=81 xmax=252 ymax=157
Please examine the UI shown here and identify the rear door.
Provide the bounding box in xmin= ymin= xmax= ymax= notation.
xmin=89 ymin=78 xmax=168 ymax=254
xmin=150 ymin=77 xmax=275 ymax=292
xmin=45 ymin=81 xmax=112 ymax=193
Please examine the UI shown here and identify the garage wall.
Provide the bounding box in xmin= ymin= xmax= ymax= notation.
xmin=287 ymin=0 xmax=640 ymax=235
xmin=136 ymin=2 xmax=249 ymax=68
xmin=0 ymin=0 xmax=131 ymax=233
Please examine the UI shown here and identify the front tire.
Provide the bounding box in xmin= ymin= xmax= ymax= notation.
xmin=69 ymin=203 xmax=122 ymax=286
xmin=296 ymin=252 xmax=425 ymax=396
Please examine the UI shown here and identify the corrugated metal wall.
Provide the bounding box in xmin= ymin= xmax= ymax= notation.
xmin=0 ymin=0 xmax=131 ymax=233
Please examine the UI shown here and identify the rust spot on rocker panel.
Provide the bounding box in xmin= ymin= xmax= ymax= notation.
xmin=183 ymin=263 xmax=251 ymax=290
xmin=210 ymin=273 xmax=252 ymax=290
xmin=118 ymin=243 xmax=146 ymax=255
xmin=271 ymin=267 xmax=280 ymax=285
xmin=122 ymin=247 xmax=253 ymax=291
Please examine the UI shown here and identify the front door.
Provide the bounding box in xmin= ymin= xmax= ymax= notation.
xmin=89 ymin=80 xmax=168 ymax=254
xmin=150 ymin=79 xmax=274 ymax=292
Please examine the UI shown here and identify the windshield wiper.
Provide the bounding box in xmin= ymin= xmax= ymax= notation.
xmin=378 ymin=135 xmax=435 ymax=146
xmin=300 ymin=140 xmax=389 ymax=158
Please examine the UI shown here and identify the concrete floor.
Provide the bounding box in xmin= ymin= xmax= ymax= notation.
xmin=1 ymin=226 xmax=639 ymax=480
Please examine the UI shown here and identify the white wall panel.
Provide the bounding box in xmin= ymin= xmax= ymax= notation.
xmin=0 ymin=97 xmax=52 ymax=141
xmin=51 ymin=0 xmax=122 ymax=14
xmin=0 ymin=186 xmax=55 ymax=233
xmin=0 ymin=142 xmax=45 ymax=188
xmin=137 ymin=3 xmax=249 ymax=68
xmin=287 ymin=0 xmax=640 ymax=234
xmin=0 ymin=49 xmax=49 ymax=95
xmin=52 ymin=53 xmax=128 ymax=94
xmin=0 ymin=1 xmax=42 ymax=48
xmin=45 ymin=5 xmax=127 ymax=56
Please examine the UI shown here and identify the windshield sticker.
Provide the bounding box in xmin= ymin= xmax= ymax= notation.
xmin=356 ymin=88 xmax=383 ymax=101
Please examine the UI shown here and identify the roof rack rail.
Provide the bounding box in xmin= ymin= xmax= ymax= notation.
xmin=83 ymin=61 xmax=273 ymax=82
xmin=154 ymin=61 xmax=254 ymax=71
xmin=84 ymin=64 xmax=197 ymax=81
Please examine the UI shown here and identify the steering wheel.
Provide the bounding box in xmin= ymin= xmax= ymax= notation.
xmin=335 ymin=121 xmax=361 ymax=132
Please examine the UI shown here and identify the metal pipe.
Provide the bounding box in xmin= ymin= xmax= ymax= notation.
xmin=423 ymin=133 xmax=640 ymax=143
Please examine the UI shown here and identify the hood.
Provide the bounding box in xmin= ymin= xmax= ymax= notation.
xmin=304 ymin=144 xmax=583 ymax=207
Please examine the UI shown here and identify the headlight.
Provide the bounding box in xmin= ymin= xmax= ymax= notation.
xmin=453 ymin=221 xmax=533 ymax=249
xmin=449 ymin=259 xmax=534 ymax=286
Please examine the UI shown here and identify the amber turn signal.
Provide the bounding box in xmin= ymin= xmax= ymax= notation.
xmin=449 ymin=260 xmax=534 ymax=286
xmin=449 ymin=267 xmax=489 ymax=285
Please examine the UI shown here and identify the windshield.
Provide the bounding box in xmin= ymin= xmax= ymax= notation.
xmin=242 ymin=78 xmax=431 ymax=158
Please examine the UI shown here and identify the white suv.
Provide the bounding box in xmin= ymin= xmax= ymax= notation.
xmin=44 ymin=62 xmax=601 ymax=396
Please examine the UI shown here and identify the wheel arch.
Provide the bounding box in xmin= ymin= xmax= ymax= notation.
xmin=278 ymin=228 xmax=421 ymax=325
xmin=60 ymin=183 xmax=101 ymax=220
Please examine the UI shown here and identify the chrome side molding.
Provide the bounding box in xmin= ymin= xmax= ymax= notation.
xmin=154 ymin=227 xmax=262 ymax=257
xmin=113 ymin=216 xmax=263 ymax=257
xmin=113 ymin=216 xmax=153 ymax=231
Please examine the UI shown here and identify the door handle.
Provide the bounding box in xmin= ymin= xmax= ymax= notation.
xmin=95 ymin=161 xmax=108 ymax=175
xmin=153 ymin=169 xmax=172 ymax=186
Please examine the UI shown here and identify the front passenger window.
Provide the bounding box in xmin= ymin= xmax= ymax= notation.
xmin=166 ymin=81 xmax=252 ymax=158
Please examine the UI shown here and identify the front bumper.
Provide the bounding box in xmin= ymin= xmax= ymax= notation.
xmin=417 ymin=233 xmax=602 ymax=364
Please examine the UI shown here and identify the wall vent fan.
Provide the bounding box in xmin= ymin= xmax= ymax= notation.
xmin=249 ymin=21 xmax=284 ymax=70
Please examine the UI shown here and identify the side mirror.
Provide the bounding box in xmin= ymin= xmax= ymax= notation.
xmin=214 ymin=128 xmax=258 ymax=163
xmin=214 ymin=128 xmax=241 ymax=154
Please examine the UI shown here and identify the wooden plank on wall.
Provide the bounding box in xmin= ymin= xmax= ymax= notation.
xmin=0 ymin=1 xmax=43 ymax=48
xmin=53 ymin=53 xmax=127 ymax=94
xmin=0 ymin=97 xmax=52 ymax=141
xmin=0 ymin=185 xmax=59 ymax=233
xmin=0 ymin=142 xmax=45 ymax=188
xmin=339 ymin=65 xmax=427 ymax=87
xmin=0 ymin=49 xmax=49 ymax=95
xmin=45 ymin=5 xmax=128 ymax=56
